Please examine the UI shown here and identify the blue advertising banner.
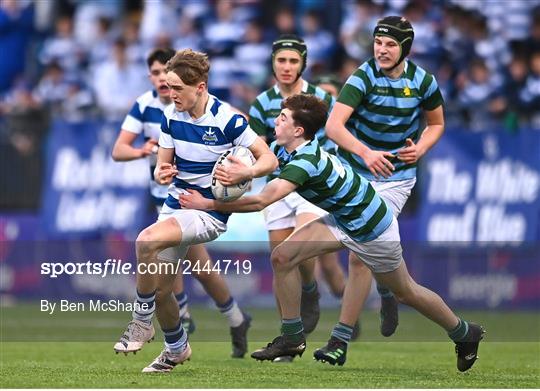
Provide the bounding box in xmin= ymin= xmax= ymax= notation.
xmin=40 ymin=120 xmax=150 ymax=237
xmin=419 ymin=129 xmax=540 ymax=244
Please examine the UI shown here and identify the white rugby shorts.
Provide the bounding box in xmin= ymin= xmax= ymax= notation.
xmin=370 ymin=178 xmax=416 ymax=218
xmin=324 ymin=215 xmax=403 ymax=274
xmin=263 ymin=191 xmax=327 ymax=231
xmin=155 ymin=203 xmax=227 ymax=263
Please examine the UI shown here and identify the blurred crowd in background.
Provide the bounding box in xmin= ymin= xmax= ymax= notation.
xmin=1 ymin=0 xmax=540 ymax=210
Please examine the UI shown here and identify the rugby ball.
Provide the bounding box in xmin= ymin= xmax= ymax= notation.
xmin=211 ymin=146 xmax=255 ymax=202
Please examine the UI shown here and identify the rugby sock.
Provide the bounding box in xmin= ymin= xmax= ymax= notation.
xmin=331 ymin=322 xmax=354 ymax=344
xmin=133 ymin=290 xmax=155 ymax=324
xmin=448 ymin=318 xmax=470 ymax=342
xmin=217 ymin=297 xmax=244 ymax=327
xmin=281 ymin=317 xmax=304 ymax=343
xmin=163 ymin=321 xmax=188 ymax=353
xmin=302 ymin=281 xmax=317 ymax=293
xmin=334 ymin=287 xmax=345 ymax=299
xmin=377 ymin=284 xmax=395 ymax=298
xmin=176 ymin=292 xmax=189 ymax=318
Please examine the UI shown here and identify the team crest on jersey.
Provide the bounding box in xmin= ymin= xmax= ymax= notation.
xmin=403 ymin=86 xmax=411 ymax=96
xmin=202 ymin=128 xmax=218 ymax=143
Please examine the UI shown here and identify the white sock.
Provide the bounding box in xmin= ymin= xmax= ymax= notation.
xmin=217 ymin=297 xmax=244 ymax=327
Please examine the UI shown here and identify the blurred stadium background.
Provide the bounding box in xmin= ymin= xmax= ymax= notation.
xmin=0 ymin=0 xmax=539 ymax=341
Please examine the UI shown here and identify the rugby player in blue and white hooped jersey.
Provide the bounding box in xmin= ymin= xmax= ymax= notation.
xmin=125 ymin=49 xmax=277 ymax=373
xmin=112 ymin=49 xmax=255 ymax=361
xmin=180 ymin=94 xmax=485 ymax=372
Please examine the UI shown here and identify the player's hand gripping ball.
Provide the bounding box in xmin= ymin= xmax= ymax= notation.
xmin=211 ymin=146 xmax=255 ymax=201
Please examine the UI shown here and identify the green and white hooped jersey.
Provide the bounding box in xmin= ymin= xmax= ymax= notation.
xmin=272 ymin=138 xmax=393 ymax=242
xmin=248 ymin=80 xmax=336 ymax=153
xmin=337 ymin=58 xmax=444 ymax=181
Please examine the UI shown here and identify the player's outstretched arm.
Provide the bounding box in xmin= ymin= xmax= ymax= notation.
xmin=247 ymin=137 xmax=279 ymax=179
xmin=179 ymin=178 xmax=296 ymax=213
xmin=111 ymin=130 xmax=157 ymax=161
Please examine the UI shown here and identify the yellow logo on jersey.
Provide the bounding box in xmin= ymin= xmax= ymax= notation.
xmin=403 ymin=86 xmax=411 ymax=96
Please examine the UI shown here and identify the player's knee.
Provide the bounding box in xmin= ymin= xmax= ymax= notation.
xmin=270 ymin=246 xmax=293 ymax=270
xmin=348 ymin=256 xmax=370 ymax=276
xmin=136 ymin=229 xmax=158 ymax=255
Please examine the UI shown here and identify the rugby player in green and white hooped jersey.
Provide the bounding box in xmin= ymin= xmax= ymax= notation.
xmin=320 ymin=15 xmax=447 ymax=357
xmin=248 ymin=34 xmax=348 ymax=346
xmin=179 ymin=94 xmax=485 ymax=372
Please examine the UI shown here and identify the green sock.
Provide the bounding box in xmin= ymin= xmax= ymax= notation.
xmin=448 ymin=319 xmax=469 ymax=342
xmin=377 ymin=284 xmax=394 ymax=298
xmin=281 ymin=318 xmax=304 ymax=342
xmin=331 ymin=322 xmax=353 ymax=345
xmin=302 ymin=281 xmax=317 ymax=293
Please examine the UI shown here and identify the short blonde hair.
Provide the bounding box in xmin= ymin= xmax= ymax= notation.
xmin=166 ymin=49 xmax=210 ymax=85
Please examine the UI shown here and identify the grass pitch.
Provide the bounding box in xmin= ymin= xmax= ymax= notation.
xmin=1 ymin=306 xmax=539 ymax=388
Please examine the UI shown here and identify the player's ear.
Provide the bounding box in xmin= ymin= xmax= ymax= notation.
xmin=197 ymin=81 xmax=206 ymax=94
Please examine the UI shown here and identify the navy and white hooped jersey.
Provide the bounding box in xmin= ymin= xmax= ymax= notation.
xmin=121 ymin=90 xmax=170 ymax=204
xmin=159 ymin=94 xmax=258 ymax=223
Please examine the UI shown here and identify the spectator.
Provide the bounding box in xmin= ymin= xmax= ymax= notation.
xmin=403 ymin=0 xmax=444 ymax=71
xmin=173 ymin=14 xmax=203 ymax=52
xmin=0 ymin=1 xmax=34 ymax=93
xmin=501 ymin=54 xmax=529 ymax=130
xmin=469 ymin=13 xmax=510 ymax=79
xmin=72 ymin=0 xmax=120 ymax=49
xmin=139 ymin=0 xmax=178 ymax=47
xmin=520 ymin=51 xmax=540 ymax=128
xmin=39 ymin=15 xmax=84 ymax=77
xmin=32 ymin=62 xmax=71 ymax=114
xmin=122 ymin=20 xmax=145 ymax=65
xmin=33 ymin=62 xmax=94 ymax=122
xmin=457 ymin=58 xmax=506 ymax=131
xmin=202 ymin=0 xmax=247 ymax=100
xmin=340 ymin=0 xmax=381 ymax=61
xmin=0 ymin=81 xmax=49 ymax=209
xmin=234 ymin=20 xmax=271 ymax=87
xmin=90 ymin=38 xmax=146 ymax=121
xmin=301 ymin=10 xmax=336 ymax=76
xmin=272 ymin=6 xmax=299 ymax=38
xmin=87 ymin=16 xmax=115 ymax=66
xmin=203 ymin=0 xmax=244 ymax=57
xmin=441 ymin=5 xmax=475 ymax=73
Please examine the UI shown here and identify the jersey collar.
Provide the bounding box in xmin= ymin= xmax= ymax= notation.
xmin=273 ymin=79 xmax=309 ymax=96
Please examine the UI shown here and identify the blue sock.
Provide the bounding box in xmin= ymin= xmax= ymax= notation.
xmin=331 ymin=322 xmax=354 ymax=345
xmin=163 ymin=321 xmax=188 ymax=353
xmin=132 ymin=290 xmax=155 ymax=324
xmin=176 ymin=292 xmax=189 ymax=318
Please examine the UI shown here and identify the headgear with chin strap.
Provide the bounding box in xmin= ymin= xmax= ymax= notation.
xmin=373 ymin=16 xmax=414 ymax=70
xmin=271 ymin=34 xmax=307 ymax=81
